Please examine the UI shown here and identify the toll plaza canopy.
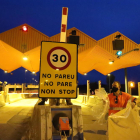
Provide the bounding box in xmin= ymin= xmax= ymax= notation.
xmin=0 ymin=23 xmax=140 ymax=75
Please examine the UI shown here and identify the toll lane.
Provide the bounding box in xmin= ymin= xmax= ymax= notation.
xmin=0 ymin=99 xmax=38 ymax=140
xmin=0 ymin=99 xmax=107 ymax=140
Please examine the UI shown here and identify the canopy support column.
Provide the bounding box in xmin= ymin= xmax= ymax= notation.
xmin=125 ymin=68 xmax=128 ymax=93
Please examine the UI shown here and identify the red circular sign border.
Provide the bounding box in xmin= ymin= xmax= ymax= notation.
xmin=47 ymin=47 xmax=71 ymax=70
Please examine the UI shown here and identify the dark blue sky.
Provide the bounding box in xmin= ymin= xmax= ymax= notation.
xmin=0 ymin=0 xmax=140 ymax=85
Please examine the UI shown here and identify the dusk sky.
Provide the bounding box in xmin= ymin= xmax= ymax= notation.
xmin=0 ymin=0 xmax=140 ymax=85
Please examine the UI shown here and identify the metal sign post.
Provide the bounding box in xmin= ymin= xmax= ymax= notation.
xmin=38 ymin=7 xmax=80 ymax=140
xmin=87 ymin=80 xmax=90 ymax=101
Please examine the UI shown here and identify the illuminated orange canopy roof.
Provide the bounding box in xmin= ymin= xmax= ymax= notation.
xmin=0 ymin=24 xmax=140 ymax=75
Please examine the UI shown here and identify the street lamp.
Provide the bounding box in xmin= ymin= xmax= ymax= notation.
xmin=23 ymin=57 xmax=28 ymax=61
xmin=108 ymin=74 xmax=111 ymax=93
xmin=32 ymin=72 xmax=35 ymax=74
xmin=4 ymin=71 xmax=7 ymax=73
xmin=109 ymin=61 xmax=114 ymax=65
xmin=130 ymin=82 xmax=135 ymax=88
xmin=128 ymin=81 xmax=135 ymax=95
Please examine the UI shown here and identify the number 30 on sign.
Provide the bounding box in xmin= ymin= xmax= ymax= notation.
xmin=39 ymin=41 xmax=77 ymax=98
xmin=47 ymin=47 xmax=71 ymax=70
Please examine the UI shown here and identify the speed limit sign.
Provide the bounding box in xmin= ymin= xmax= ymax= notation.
xmin=39 ymin=41 xmax=77 ymax=98
xmin=47 ymin=47 xmax=71 ymax=70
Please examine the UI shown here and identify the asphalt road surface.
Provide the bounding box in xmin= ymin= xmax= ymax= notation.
xmin=0 ymin=99 xmax=108 ymax=140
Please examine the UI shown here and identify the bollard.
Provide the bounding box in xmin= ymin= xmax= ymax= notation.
xmin=77 ymin=88 xmax=79 ymax=98
xmin=87 ymin=80 xmax=90 ymax=101
xmin=98 ymin=80 xmax=101 ymax=89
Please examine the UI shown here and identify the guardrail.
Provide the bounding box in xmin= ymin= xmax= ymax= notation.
xmin=0 ymin=92 xmax=39 ymax=107
xmin=8 ymin=93 xmax=38 ymax=94
xmin=0 ymin=94 xmax=5 ymax=107
xmin=0 ymin=91 xmax=139 ymax=108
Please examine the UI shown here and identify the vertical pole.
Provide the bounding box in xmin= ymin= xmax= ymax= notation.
xmin=25 ymin=71 xmax=26 ymax=84
xmin=125 ymin=68 xmax=128 ymax=93
xmin=14 ymin=83 xmax=16 ymax=93
xmin=128 ymin=81 xmax=131 ymax=95
xmin=130 ymin=87 xmax=132 ymax=95
xmin=128 ymin=86 xmax=132 ymax=95
xmin=77 ymin=88 xmax=79 ymax=98
xmin=98 ymin=80 xmax=101 ymax=89
xmin=60 ymin=7 xmax=68 ymax=42
xmin=138 ymin=82 xmax=140 ymax=98
xmin=22 ymin=83 xmax=23 ymax=93
xmin=87 ymin=80 xmax=90 ymax=100
xmin=60 ymin=7 xmax=68 ymax=104
xmin=7 ymin=86 xmax=9 ymax=94
xmin=6 ymin=87 xmax=9 ymax=103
